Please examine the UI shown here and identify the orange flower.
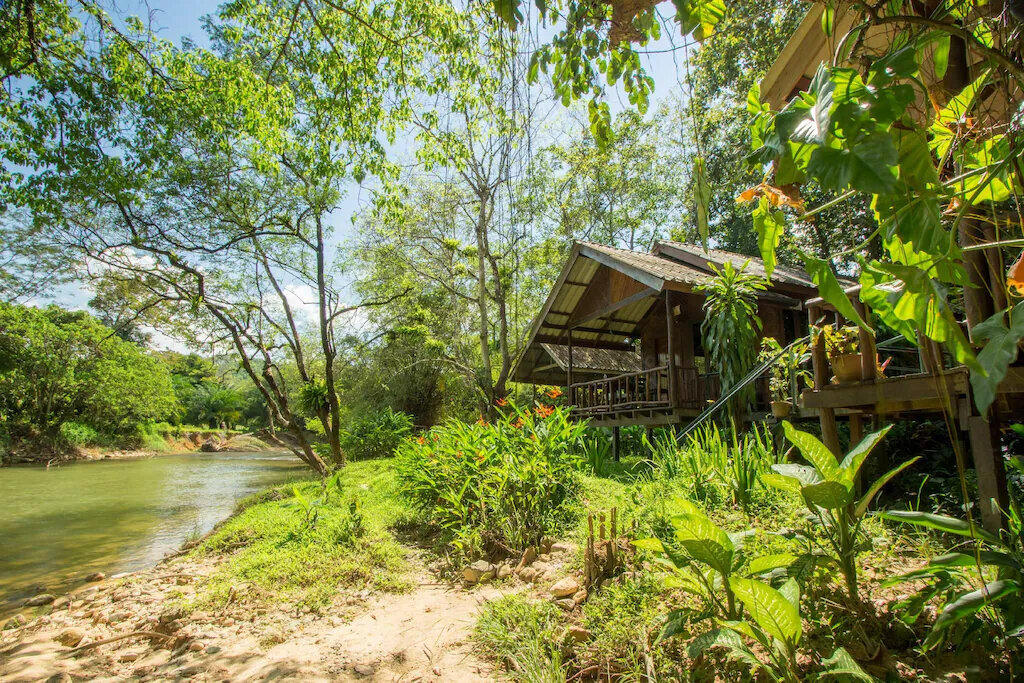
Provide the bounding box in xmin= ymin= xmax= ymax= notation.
xmin=476 ymin=450 xmax=486 ymax=462
xmin=511 ymin=417 xmax=524 ymax=429
xmin=456 ymin=450 xmax=463 ymax=458
xmin=530 ymin=433 xmax=537 ymax=441
xmin=417 ymin=436 xmax=426 ymax=445
xmin=535 ymin=404 xmax=555 ymax=419
xmin=496 ymin=397 xmax=508 ymax=407
xmin=546 ymin=387 xmax=562 ymax=399
xmin=476 ymin=415 xmax=488 ymax=426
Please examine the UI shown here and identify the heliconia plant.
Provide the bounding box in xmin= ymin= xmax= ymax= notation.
xmin=395 ymin=399 xmax=587 ymax=556
xmin=762 ymin=422 xmax=919 ymax=602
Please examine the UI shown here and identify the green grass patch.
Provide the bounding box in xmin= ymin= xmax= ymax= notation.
xmin=475 ymin=595 xmax=566 ymax=682
xmin=190 ymin=460 xmax=413 ymax=612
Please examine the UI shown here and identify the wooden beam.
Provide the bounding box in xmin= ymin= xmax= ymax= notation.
xmin=568 ymin=288 xmax=657 ymax=329
xmin=800 ymin=371 xmax=968 ymax=410
xmin=579 ymin=244 xmax=666 ymax=291
xmin=968 ymin=414 xmax=1008 ymax=532
xmin=533 ymin=335 xmax=634 ymax=351
xmin=665 ymin=291 xmax=677 ymax=408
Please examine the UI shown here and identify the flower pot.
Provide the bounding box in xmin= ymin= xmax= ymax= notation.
xmin=771 ymin=400 xmax=793 ymax=418
xmin=831 ymin=353 xmax=865 ymax=383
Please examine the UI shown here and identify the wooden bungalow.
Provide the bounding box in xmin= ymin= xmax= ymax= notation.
xmin=511 ymin=240 xmax=817 ymax=427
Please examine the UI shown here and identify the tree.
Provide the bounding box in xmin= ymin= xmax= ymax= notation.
xmin=0 ymin=303 xmax=179 ymax=439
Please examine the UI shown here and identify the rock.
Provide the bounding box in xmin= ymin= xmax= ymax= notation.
xmin=554 ymin=598 xmax=575 ymax=611
xmin=85 ymin=572 xmax=106 ymax=582
xmin=352 ymin=662 xmax=375 ymax=676
xmin=55 ymin=627 xmax=86 ymax=647
xmin=568 ymin=625 xmax=592 ymax=642
xmin=551 ymin=541 xmax=575 ymax=554
xmin=538 ymin=553 xmax=552 ymax=563
xmin=463 ymin=560 xmax=495 ymax=584
xmin=108 ymin=611 xmax=131 ymax=624
xmin=3 ymin=614 xmax=26 ymax=630
xmin=188 ymin=641 xmax=205 ymax=652
xmin=164 ymin=619 xmax=184 ymax=633
xmin=24 ymin=593 xmax=56 ymax=607
xmin=160 ymin=607 xmax=185 ymax=624
xmin=516 ymin=546 xmax=538 ymax=571
xmin=52 ymin=596 xmax=71 ymax=609
xmin=176 ymin=576 xmax=191 ymax=586
xmin=119 ymin=652 xmax=141 ymax=663
xmin=200 ymin=437 xmax=223 ymax=452
xmin=572 ymin=589 xmax=588 ymax=605
xmin=541 ymin=537 xmax=555 ymax=553
xmin=46 ymin=674 xmax=72 ymax=683
xmin=496 ymin=564 xmax=513 ymax=580
xmin=176 ymin=664 xmax=205 ymax=676
xmin=550 ymin=577 xmax=579 ymax=598
xmin=518 ymin=567 xmax=537 ymax=584
xmin=206 ymin=645 xmax=223 ymax=655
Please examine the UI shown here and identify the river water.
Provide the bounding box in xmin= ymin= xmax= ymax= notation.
xmin=0 ymin=452 xmax=306 ymax=615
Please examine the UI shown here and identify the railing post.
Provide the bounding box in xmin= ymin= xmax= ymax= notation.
xmin=665 ymin=291 xmax=676 ymax=408
xmin=567 ymin=328 xmax=574 ymax=404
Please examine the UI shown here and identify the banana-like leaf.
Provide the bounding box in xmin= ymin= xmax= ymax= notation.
xmin=929 ymin=550 xmax=1019 ymax=572
xmin=633 ymin=538 xmax=666 ymax=553
xmin=778 ymin=577 xmax=800 ymax=610
xmin=746 ymin=554 xmax=798 ymax=576
xmin=772 ymin=463 xmax=824 ymax=486
xmin=686 ymin=627 xmax=762 ymax=669
xmin=782 ymin=422 xmax=841 ymax=481
xmin=877 ymin=510 xmax=1000 ymax=544
xmin=663 ymin=568 xmax=708 ymax=595
xmin=925 ymin=579 xmax=1020 ymax=649
xmin=761 ymin=472 xmax=803 ymax=494
xmin=803 ymin=480 xmax=855 ymax=509
xmin=729 ymin=577 xmax=802 ymax=646
xmin=839 ymin=425 xmax=893 ymax=479
xmin=673 ymin=513 xmax=735 ymax=575
xmin=854 ymin=456 xmax=921 ymax=518
xmin=819 ymin=646 xmax=875 ymax=681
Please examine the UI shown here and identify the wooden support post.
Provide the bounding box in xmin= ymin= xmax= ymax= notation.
xmin=567 ymin=328 xmax=574 ymax=404
xmin=612 ymin=426 xmax=620 ymax=463
xmin=968 ymin=415 xmax=1008 ymax=532
xmin=665 ymin=291 xmax=677 ymax=408
xmin=809 ymin=305 xmax=842 ymax=456
xmin=853 ymin=300 xmax=876 ymax=381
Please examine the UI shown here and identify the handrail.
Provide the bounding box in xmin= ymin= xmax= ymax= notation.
xmin=674 ymin=335 xmax=811 ymax=444
xmin=569 ymin=365 xmax=667 ymax=389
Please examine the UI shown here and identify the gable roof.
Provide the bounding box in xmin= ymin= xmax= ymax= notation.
xmin=539 ymin=343 xmax=642 ymax=375
xmin=578 ymin=241 xmax=714 ymax=289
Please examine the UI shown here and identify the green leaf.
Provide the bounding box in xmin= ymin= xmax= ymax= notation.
xmin=658 ymin=608 xmax=692 ymax=642
xmin=879 ymin=510 xmax=1000 ymax=543
xmin=686 ymin=627 xmax=762 ymax=669
xmin=839 ymin=425 xmax=893 ymax=479
xmin=771 ymin=463 xmax=825 ymax=487
xmin=925 ymin=580 xmax=1020 ymax=648
xmin=778 ymin=577 xmax=800 ymax=610
xmin=928 ymin=551 xmax=1019 ymax=572
xmin=931 ymin=35 xmax=950 ymax=81
xmin=782 ymin=421 xmax=842 ymax=481
xmin=854 ymin=456 xmax=920 ymax=518
xmin=729 ymin=576 xmax=802 ymax=646
xmin=820 ymin=646 xmax=875 ymax=681
xmin=821 ymin=3 xmax=835 ymax=36
xmin=746 ymin=553 xmax=798 ymax=576
xmin=792 ymin=63 xmax=833 ymax=145
xmin=694 ymin=156 xmax=711 ymax=252
xmin=970 ymin=303 xmax=1024 ymax=416
xmin=753 ymin=197 xmax=785 ymax=280
xmin=808 ymin=133 xmax=899 ymax=194
xmin=761 ymin=472 xmax=804 ymax=494
xmin=803 ymin=480 xmax=855 ymax=509
xmin=802 ymin=256 xmax=871 ymax=331
xmin=673 ymin=512 xmax=735 ymax=575
xmin=633 ymin=538 xmax=666 ymax=553
xmin=492 ymin=0 xmax=524 ymax=29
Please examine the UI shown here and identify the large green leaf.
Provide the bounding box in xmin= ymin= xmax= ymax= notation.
xmin=879 ymin=510 xmax=1000 ymax=543
xmin=791 ymin=63 xmax=833 ymax=145
xmin=746 ymin=553 xmax=798 ymax=576
xmin=854 ymin=456 xmax=920 ymax=517
xmin=970 ymin=302 xmax=1024 ymax=416
xmin=673 ymin=512 xmax=735 ymax=575
xmin=673 ymin=0 xmax=726 ymax=41
xmin=803 ymin=480 xmax=855 ymax=509
xmin=771 ymin=463 xmax=824 ymax=486
xmin=808 ymin=133 xmax=898 ymax=194
xmin=729 ymin=577 xmax=802 ymax=646
xmin=839 ymin=425 xmax=893 ymax=479
xmin=753 ymin=197 xmax=785 ymax=281
xmin=778 ymin=577 xmax=800 ymax=610
xmin=782 ymin=421 xmax=842 ymax=481
xmin=802 ymin=256 xmax=871 ymax=331
xmin=819 ymin=646 xmax=875 ymax=681
xmin=686 ymin=627 xmax=761 ymax=669
xmin=929 ymin=551 xmax=1019 ymax=572
xmin=925 ymin=579 xmax=1020 ymax=648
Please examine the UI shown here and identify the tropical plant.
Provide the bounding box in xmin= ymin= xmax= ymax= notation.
xmin=696 ymin=261 xmax=768 ymax=421
xmin=763 ymin=422 xmax=919 ymax=602
xmin=687 ymin=576 xmax=871 ymax=682
xmin=338 ymin=408 xmax=413 ymax=461
xmin=759 ymin=338 xmax=812 ymax=403
xmin=395 ymin=399 xmax=587 ymax=557
xmin=635 ymin=500 xmax=796 ymax=622
xmin=287 ymin=471 xmax=344 ymax=531
xmin=881 ymin=502 xmax=1024 ymax=665
xmin=813 ymin=324 xmax=860 ymax=360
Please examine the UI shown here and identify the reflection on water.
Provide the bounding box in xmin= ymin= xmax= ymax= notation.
xmin=0 ymin=452 xmax=306 ymax=613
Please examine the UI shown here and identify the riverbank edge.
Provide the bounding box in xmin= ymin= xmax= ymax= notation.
xmin=1 ymin=431 xmax=280 ymax=466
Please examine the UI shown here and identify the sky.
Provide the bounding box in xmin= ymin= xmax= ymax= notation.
xmin=34 ymin=0 xmax=701 ymax=349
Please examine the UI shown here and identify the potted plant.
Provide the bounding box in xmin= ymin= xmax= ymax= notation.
xmin=815 ymin=324 xmax=863 ymax=384
xmin=759 ymin=339 xmax=812 ymax=417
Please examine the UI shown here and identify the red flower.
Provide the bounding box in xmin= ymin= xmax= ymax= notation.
xmin=496 ymin=397 xmax=508 ymax=407
xmin=546 ymin=387 xmax=563 ymax=399
xmin=535 ymin=404 xmax=555 ymax=419
xmin=511 ymin=417 xmax=524 ymax=429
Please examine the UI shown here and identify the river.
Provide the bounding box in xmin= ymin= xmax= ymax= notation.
xmin=0 ymin=452 xmax=307 ymax=615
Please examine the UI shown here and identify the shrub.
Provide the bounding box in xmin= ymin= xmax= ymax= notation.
xmin=339 ymin=408 xmax=414 ymax=461
xmin=395 ymin=399 xmax=586 ymax=557
xmin=58 ymin=421 xmax=100 ymax=448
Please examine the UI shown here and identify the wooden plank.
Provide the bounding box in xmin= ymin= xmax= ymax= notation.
xmin=568 ymin=287 xmax=657 ymax=329
xmin=801 ymin=371 xmax=968 ymax=409
xmin=533 ymin=335 xmax=634 ymax=351
xmin=968 ymin=414 xmax=1008 ymax=532
xmin=579 ymin=244 xmax=666 ymax=292
xmin=665 ymin=291 xmax=676 ymax=408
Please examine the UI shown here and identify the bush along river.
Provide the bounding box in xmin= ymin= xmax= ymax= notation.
xmin=0 ymin=452 xmax=306 ymax=615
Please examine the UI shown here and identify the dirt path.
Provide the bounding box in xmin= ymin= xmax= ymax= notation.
xmin=0 ymin=550 xmax=515 ymax=682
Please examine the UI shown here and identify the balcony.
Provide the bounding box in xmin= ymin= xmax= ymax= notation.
xmin=569 ymin=367 xmax=742 ymax=418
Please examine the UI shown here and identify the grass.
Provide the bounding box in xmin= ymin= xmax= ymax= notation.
xmin=475 ymin=595 xmax=566 ymax=682
xmin=189 ymin=460 xmax=414 ymax=613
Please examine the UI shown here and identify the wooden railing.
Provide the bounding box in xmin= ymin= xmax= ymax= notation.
xmin=570 ymin=368 xmax=754 ymax=416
